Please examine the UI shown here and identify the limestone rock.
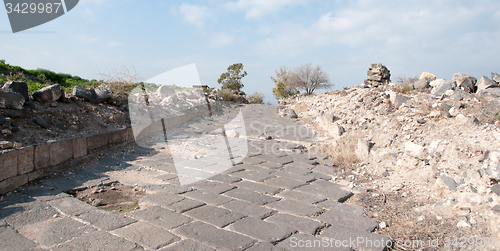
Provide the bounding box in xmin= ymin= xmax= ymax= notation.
xmin=413 ymin=78 xmax=430 ymax=90
xmin=492 ymin=72 xmax=500 ymax=84
xmin=476 ymin=76 xmax=499 ymax=92
xmin=33 ymin=84 xmax=63 ymax=103
xmin=2 ymin=81 xmax=29 ymax=101
xmin=405 ymin=141 xmax=426 ymax=159
xmin=452 ymin=73 xmax=477 ymax=93
xmin=430 ymin=79 xmax=456 ymax=97
xmin=0 ymin=89 xmax=25 ymax=110
xmin=356 ymin=138 xmax=371 ymax=160
xmin=389 ymin=92 xmax=409 ymax=107
xmin=420 ymin=72 xmax=436 ymax=80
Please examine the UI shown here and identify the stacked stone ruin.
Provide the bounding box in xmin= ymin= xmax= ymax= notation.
xmin=364 ymin=63 xmax=391 ymax=87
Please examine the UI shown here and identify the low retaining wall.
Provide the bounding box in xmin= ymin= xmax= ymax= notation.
xmin=0 ymin=127 xmax=134 ymax=194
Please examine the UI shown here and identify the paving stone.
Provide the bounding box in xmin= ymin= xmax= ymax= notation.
xmin=295 ymin=180 xmax=353 ymax=202
xmin=264 ymin=176 xmax=307 ymax=190
xmin=0 ymin=224 xmax=38 ymax=251
xmin=228 ymin=217 xmax=294 ymax=243
xmin=174 ymin=221 xmax=257 ymax=250
xmin=139 ymin=192 xmax=184 ymax=208
xmin=237 ymin=164 xmax=276 ymax=174
xmin=221 ymin=200 xmax=275 ymax=219
xmin=0 ymin=174 xmax=28 ymax=194
xmin=184 ymin=205 xmax=246 ymax=227
xmin=242 ymin=157 xmax=266 ymax=165
xmin=128 ymin=206 xmax=192 ymax=229
xmin=244 ymin=242 xmax=288 ymax=251
xmin=316 ymin=209 xmax=378 ymax=232
xmin=191 ymin=180 xmax=236 ymax=194
xmin=276 ymin=190 xmax=326 ymax=204
xmin=276 ymin=233 xmax=351 ymax=251
xmin=160 ymin=184 xmax=194 ymax=194
xmin=311 ymin=165 xmax=334 ymax=176
xmin=280 ymin=165 xmax=313 ymax=176
xmin=2 ymin=201 xmax=59 ymax=228
xmin=208 ymin=173 xmax=242 ymax=184
xmin=40 ymin=178 xmax=82 ymax=192
xmin=310 ymin=171 xmax=333 ymax=181
xmin=18 ymin=217 xmax=97 ymax=247
xmin=183 ymin=190 xmax=233 ymax=206
xmin=51 ymin=230 xmax=141 ymax=251
xmin=223 ymin=188 xmax=280 ymax=205
xmin=255 ymin=154 xmax=293 ymax=165
xmin=308 ymin=151 xmax=329 ymax=160
xmin=165 ymin=198 xmax=206 ymax=213
xmin=266 ymin=199 xmax=323 ymax=217
xmin=77 ymin=210 xmax=136 ymax=231
xmin=272 ymin=170 xmax=316 ymax=183
xmin=265 ymin=213 xmax=327 ymax=235
xmin=112 ymin=222 xmax=180 ymax=250
xmin=154 ymin=173 xmax=178 ymax=181
xmin=230 ymin=170 xmax=276 ymax=182
xmin=257 ymin=161 xmax=283 ymax=170
xmin=235 ymin=180 xmax=283 ymax=195
xmin=316 ymin=200 xmax=365 ymax=216
xmin=46 ymin=197 xmax=97 ymax=216
xmin=319 ymin=224 xmax=391 ymax=251
xmin=159 ymin=239 xmax=215 ymax=251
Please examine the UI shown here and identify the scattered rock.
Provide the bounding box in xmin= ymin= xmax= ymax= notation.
xmin=441 ymin=174 xmax=458 ymax=191
xmin=492 ymin=205 xmax=500 ymax=213
xmin=467 ymin=117 xmax=480 ymax=126
xmin=73 ymin=86 xmax=99 ymax=104
xmin=491 ymin=184 xmax=500 ymax=196
xmin=492 ymin=72 xmax=500 ymax=84
xmin=0 ymin=89 xmax=25 ymax=110
xmin=405 ymin=141 xmax=426 ymax=159
xmin=280 ymin=108 xmax=297 ymax=118
xmin=34 ymin=118 xmax=50 ymax=129
xmin=33 ymin=84 xmax=63 ymax=103
xmin=356 ymin=138 xmax=371 ymax=160
xmin=378 ymin=222 xmax=387 ymax=229
xmin=0 ymin=140 xmax=13 ymax=149
xmin=420 ymin=72 xmax=436 ymax=80
xmin=91 ymin=199 xmax=102 ymax=207
xmin=452 ymin=73 xmax=477 ymax=93
xmin=389 ymin=92 xmax=409 ymax=107
xmin=430 ymin=79 xmax=456 ymax=97
xmin=95 ymin=84 xmax=112 ymax=102
xmin=2 ymin=81 xmax=29 ymax=101
xmin=364 ymin=63 xmax=391 ymax=87
xmin=476 ymin=76 xmax=499 ymax=92
xmin=416 ymin=118 xmax=427 ymax=124
xmin=456 ymin=217 xmax=471 ymax=228
xmin=413 ymin=78 xmax=430 ymax=90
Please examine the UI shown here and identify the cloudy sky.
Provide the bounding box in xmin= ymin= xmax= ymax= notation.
xmin=1 ymin=0 xmax=499 ymax=103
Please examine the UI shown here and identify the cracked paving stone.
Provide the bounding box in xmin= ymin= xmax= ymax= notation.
xmin=265 ymin=213 xmax=327 ymax=235
xmin=0 ymin=224 xmax=38 ymax=251
xmin=111 ymin=222 xmax=180 ymax=250
xmin=230 ymin=170 xmax=276 ymax=182
xmin=294 ymin=180 xmax=353 ymax=202
xmin=221 ymin=200 xmax=275 ymax=219
xmin=228 ymin=217 xmax=295 ymax=244
xmin=182 ymin=190 xmax=233 ymax=206
xmin=46 ymin=197 xmax=97 ymax=216
xmin=138 ymin=193 xmax=184 ymax=208
xmin=164 ymin=198 xmax=206 ymax=213
xmin=235 ymin=180 xmax=283 ymax=195
xmin=316 ymin=210 xmax=379 ymax=233
xmin=76 ymin=210 xmax=136 ymax=231
xmin=184 ymin=205 xmax=246 ymax=228
xmin=191 ymin=180 xmax=236 ymax=194
xmin=128 ymin=206 xmax=192 ymax=230
xmin=266 ymin=199 xmax=322 ymax=217
xmin=263 ymin=176 xmax=307 ymax=190
xmin=276 ymin=190 xmax=326 ymax=204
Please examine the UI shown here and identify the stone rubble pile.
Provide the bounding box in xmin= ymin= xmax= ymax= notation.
xmin=281 ymin=66 xmax=500 ymax=236
xmin=363 ymin=63 xmax=391 ymax=87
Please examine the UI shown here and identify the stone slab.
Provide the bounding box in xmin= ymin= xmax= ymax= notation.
xmin=317 ymin=210 xmax=379 ymax=233
xmin=264 ymin=176 xmax=307 ymax=190
xmin=174 ymin=221 xmax=257 ymax=251
xmin=76 ymin=210 xmax=136 ymax=231
xmin=265 ymin=213 xmax=327 ymax=235
xmin=34 ymin=143 xmax=50 ymax=170
xmin=266 ymin=199 xmax=323 ymax=217
xmin=159 ymin=239 xmax=216 ymax=251
xmin=51 ymin=230 xmax=140 ymax=251
xmin=0 ymin=149 xmax=18 ymax=181
xmin=0 ymin=224 xmax=38 ymax=251
xmin=183 ymin=190 xmax=233 ymax=206
xmin=111 ymin=222 xmax=180 ymax=250
xmin=17 ymin=146 xmax=34 ymax=175
xmin=1 ymin=200 xmax=59 ymax=228
xmin=276 ymin=190 xmax=326 ymax=204
xmin=319 ymin=224 xmax=391 ymax=251
xmin=73 ymin=137 xmax=87 ymax=159
xmin=139 ymin=192 xmax=184 ymax=208
xmin=20 ymin=186 xmax=70 ymax=202
xmin=295 ymin=180 xmax=353 ymax=202
xmin=316 ymin=200 xmax=365 ymax=216
xmin=0 ymin=174 xmax=28 ymax=194
xmin=87 ymin=133 xmax=109 ymax=152
xmin=236 ymin=180 xmax=283 ymax=195
xmin=184 ymin=205 xmax=246 ymax=228
xmin=191 ymin=180 xmax=236 ymax=194
xmin=128 ymin=206 xmax=192 ymax=230
xmin=46 ymin=197 xmax=97 ymax=216
xmin=230 ymin=170 xmax=276 ymax=182
xmin=223 ymin=188 xmax=280 ymax=205
xmin=164 ymin=198 xmax=206 ymax=213
xmin=49 ymin=139 xmax=73 ymax=166
xmin=221 ymin=199 xmax=275 ymax=219
xmin=108 ymin=129 xmax=126 ymax=145
xmin=228 ymin=217 xmax=294 ymax=244
xmin=208 ymin=173 xmax=242 ymax=184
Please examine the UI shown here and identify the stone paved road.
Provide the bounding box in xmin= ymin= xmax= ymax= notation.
xmin=0 ymin=104 xmax=390 ymax=251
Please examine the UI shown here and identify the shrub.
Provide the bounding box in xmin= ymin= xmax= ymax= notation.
xmin=249 ymin=92 xmax=264 ymax=104
xmin=0 ymin=74 xmax=5 ymax=86
xmin=218 ymin=89 xmax=236 ymax=102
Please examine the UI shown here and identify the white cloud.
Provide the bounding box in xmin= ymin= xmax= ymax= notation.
xmin=178 ymin=4 xmax=213 ymax=29
xmin=209 ymin=32 xmax=235 ymax=47
xmin=226 ymin=0 xmax=307 ymax=19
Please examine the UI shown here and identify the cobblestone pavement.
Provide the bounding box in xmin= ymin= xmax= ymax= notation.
xmin=0 ymin=104 xmax=390 ymax=251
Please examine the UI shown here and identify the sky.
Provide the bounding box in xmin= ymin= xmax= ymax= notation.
xmin=1 ymin=0 xmax=500 ymax=104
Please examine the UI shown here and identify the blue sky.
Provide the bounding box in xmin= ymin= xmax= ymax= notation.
xmin=1 ymin=0 xmax=500 ymax=104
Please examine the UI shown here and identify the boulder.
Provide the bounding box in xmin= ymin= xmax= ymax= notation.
xmin=430 ymin=80 xmax=456 ymax=97
xmin=95 ymin=84 xmax=112 ymax=102
xmin=492 ymin=72 xmax=500 ymax=84
xmin=72 ymin=86 xmax=99 ymax=104
xmin=2 ymin=81 xmax=29 ymax=101
xmin=419 ymin=72 xmax=436 ymax=80
xmin=413 ymin=78 xmax=430 ymax=90
xmin=478 ymin=88 xmax=500 ymax=97
xmin=356 ymin=138 xmax=371 ymax=160
xmin=157 ymin=85 xmax=175 ymax=98
xmin=452 ymin=73 xmax=477 ymax=93
xmin=33 ymin=84 xmax=63 ymax=103
xmin=389 ymin=92 xmax=409 ymax=107
xmin=476 ymin=76 xmax=499 ymax=92
xmin=0 ymin=89 xmax=25 ymax=110
xmin=280 ymin=108 xmax=297 ymax=118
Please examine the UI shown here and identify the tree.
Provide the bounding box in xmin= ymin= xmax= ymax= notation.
xmin=289 ymin=63 xmax=332 ymax=95
xmin=271 ymin=66 xmax=298 ymax=101
xmin=218 ymin=63 xmax=247 ymax=91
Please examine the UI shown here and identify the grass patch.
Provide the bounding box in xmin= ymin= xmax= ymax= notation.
xmin=249 ymin=92 xmax=264 ymax=104
xmin=310 ymin=131 xmax=361 ymax=167
xmin=218 ymin=89 xmax=236 ymax=102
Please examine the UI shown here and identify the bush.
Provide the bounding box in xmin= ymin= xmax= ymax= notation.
xmin=218 ymin=89 xmax=236 ymax=102
xmin=249 ymin=92 xmax=264 ymax=104
xmin=0 ymin=74 xmax=5 ymax=86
